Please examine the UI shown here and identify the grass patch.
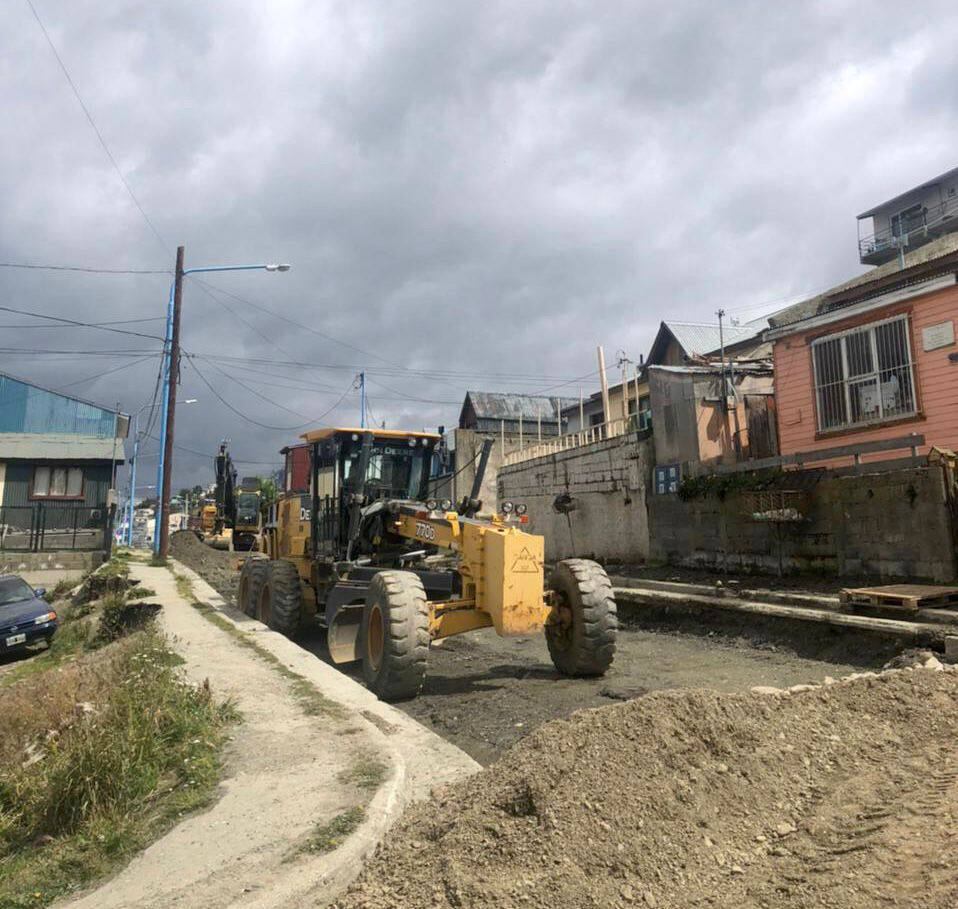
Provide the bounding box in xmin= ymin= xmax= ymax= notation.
xmin=294 ymin=807 xmax=365 ymax=857
xmin=149 ymin=554 xmax=168 ymax=568
xmin=0 ymin=627 xmax=236 ymax=908
xmin=45 ymin=579 xmax=76 ymax=603
xmin=71 ymin=558 xmax=132 ymax=606
xmin=337 ymin=753 xmax=389 ymax=792
xmin=174 ymin=574 xmax=346 ymax=720
xmin=126 ymin=586 xmax=156 ymax=600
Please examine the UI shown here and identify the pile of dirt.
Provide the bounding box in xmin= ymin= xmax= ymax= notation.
xmin=335 ymin=667 xmax=958 ymax=909
xmin=169 ymin=530 xmax=242 ymax=603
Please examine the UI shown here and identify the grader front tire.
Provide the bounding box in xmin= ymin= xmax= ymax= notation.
xmin=361 ymin=571 xmax=430 ymax=702
xmin=546 ymin=559 xmax=617 ymax=676
xmin=258 ymin=560 xmax=303 ymax=638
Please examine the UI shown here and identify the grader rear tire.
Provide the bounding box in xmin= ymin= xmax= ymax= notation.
xmin=238 ymin=558 xmax=268 ymax=618
xmin=258 ymin=559 xmax=303 ymax=638
xmin=546 ymin=559 xmax=617 ymax=676
xmin=361 ymin=571 xmax=430 ymax=702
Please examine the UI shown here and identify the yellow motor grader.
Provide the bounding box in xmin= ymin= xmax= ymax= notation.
xmin=239 ymin=428 xmax=617 ymax=700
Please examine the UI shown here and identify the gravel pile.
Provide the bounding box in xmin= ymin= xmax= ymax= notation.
xmin=169 ymin=530 xmax=243 ymax=603
xmin=334 ymin=665 xmax=958 ymax=909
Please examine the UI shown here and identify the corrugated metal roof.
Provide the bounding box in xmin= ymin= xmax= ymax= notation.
xmin=665 ymin=322 xmax=763 ymax=357
xmin=463 ymin=392 xmax=578 ymax=422
xmin=0 ymin=371 xmax=128 ymax=437
xmin=0 ymin=434 xmax=124 ymax=461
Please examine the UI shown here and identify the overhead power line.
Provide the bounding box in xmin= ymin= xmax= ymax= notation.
xmin=0 ymin=347 xmax=159 ymax=357
xmin=184 ymin=355 xmax=356 ymax=432
xmin=0 ymin=262 xmax=169 ymax=274
xmin=193 ymin=352 xmax=583 ymax=383
xmin=0 ymin=317 xmax=165 ymax=330
xmin=191 ymin=277 xmax=405 ymax=369
xmin=24 ymin=0 xmax=170 ymax=254
xmin=0 ymin=303 xmax=165 ymax=341
xmin=55 ymin=353 xmax=160 ymax=391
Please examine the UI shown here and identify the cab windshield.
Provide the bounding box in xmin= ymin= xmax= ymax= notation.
xmin=343 ymin=444 xmax=428 ymax=500
xmin=236 ymin=493 xmax=259 ymax=520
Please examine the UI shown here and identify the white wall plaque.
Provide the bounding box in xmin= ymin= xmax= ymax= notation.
xmin=922 ymin=320 xmax=955 ymax=351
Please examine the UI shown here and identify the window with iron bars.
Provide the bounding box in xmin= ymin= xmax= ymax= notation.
xmin=811 ymin=315 xmax=916 ymax=432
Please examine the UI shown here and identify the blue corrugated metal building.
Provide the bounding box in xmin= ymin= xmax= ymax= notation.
xmin=0 ymin=372 xmax=129 ymax=545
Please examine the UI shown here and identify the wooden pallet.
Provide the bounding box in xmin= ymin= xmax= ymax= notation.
xmin=840 ymin=584 xmax=958 ymax=612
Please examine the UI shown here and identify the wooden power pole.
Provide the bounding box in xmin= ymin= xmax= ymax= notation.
xmin=158 ymin=245 xmax=185 ymax=561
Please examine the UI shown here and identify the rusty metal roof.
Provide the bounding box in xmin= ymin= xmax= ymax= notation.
xmin=461 ymin=391 xmax=578 ymax=424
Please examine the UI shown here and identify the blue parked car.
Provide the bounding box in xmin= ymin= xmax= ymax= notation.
xmin=0 ymin=575 xmax=58 ymax=655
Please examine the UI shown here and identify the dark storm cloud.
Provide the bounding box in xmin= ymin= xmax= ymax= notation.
xmin=2 ymin=0 xmax=957 ymax=487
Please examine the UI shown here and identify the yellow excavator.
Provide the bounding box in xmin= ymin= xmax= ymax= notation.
xmin=239 ymin=428 xmax=617 ymax=700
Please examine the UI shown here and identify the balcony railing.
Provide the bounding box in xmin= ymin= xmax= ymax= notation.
xmin=502 ymin=416 xmax=636 ymax=467
xmin=859 ymin=194 xmax=958 ymax=264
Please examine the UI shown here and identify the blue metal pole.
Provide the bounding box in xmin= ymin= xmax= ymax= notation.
xmin=153 ymin=282 xmax=175 ymax=555
xmin=127 ymin=413 xmax=138 ymax=546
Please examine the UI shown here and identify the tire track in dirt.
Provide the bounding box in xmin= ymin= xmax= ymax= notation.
xmin=747 ymin=741 xmax=958 ymax=908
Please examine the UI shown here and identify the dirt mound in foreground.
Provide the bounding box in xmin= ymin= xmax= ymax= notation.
xmin=335 ymin=668 xmax=958 ymax=909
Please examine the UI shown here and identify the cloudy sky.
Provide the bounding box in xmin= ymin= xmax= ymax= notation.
xmin=2 ymin=0 xmax=957 ymax=489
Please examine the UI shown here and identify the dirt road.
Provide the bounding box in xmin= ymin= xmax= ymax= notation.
xmin=170 ymin=533 xmax=885 ymax=765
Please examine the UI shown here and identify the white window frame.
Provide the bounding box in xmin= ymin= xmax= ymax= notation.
xmin=810 ymin=314 xmax=917 ymax=433
xmin=32 ymin=465 xmax=85 ymax=500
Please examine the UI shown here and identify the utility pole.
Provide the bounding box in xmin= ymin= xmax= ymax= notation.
xmin=157 ymin=245 xmax=185 ymax=561
xmin=597 ymin=345 xmax=611 ymax=434
xmin=716 ymin=308 xmax=728 ymax=411
xmin=617 ymin=354 xmax=630 ymax=423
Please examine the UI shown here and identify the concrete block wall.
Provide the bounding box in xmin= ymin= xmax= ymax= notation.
xmin=0 ymin=550 xmax=105 ymax=574
xmin=649 ymin=465 xmax=957 ymax=581
xmin=498 ymin=433 xmax=652 ymax=562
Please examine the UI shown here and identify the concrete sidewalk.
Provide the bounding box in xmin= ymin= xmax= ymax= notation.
xmin=61 ymin=560 xmax=478 ymax=909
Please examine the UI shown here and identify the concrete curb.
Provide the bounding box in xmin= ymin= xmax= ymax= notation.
xmin=612 ymin=584 xmax=956 ymax=646
xmin=168 ymin=559 xmax=479 ymax=906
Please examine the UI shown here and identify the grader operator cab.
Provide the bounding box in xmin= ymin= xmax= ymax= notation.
xmin=239 ymin=427 xmax=617 ymax=700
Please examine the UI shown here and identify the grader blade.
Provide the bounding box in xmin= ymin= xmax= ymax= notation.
xmin=328 ymin=605 xmax=363 ymax=664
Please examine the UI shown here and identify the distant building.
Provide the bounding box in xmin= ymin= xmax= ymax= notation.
xmin=857 ymin=166 xmax=958 ymax=266
xmin=436 ymin=392 xmax=577 ymax=509
xmin=648 ymin=362 xmax=776 ymax=471
xmin=458 ymin=391 xmax=577 ymax=436
xmin=646 ymin=320 xmax=769 ymax=367
xmin=563 ymin=322 xmax=768 ymax=436
xmin=0 ymin=372 xmax=128 ymax=554
xmin=562 ymin=373 xmax=652 ymax=434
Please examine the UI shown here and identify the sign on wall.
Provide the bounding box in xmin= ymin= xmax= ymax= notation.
xmin=654 ymin=463 xmax=681 ymax=494
xmin=922 ymin=320 xmax=955 ymax=351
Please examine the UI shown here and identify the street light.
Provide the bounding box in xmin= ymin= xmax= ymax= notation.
xmin=153 ymin=251 xmax=291 ymax=558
